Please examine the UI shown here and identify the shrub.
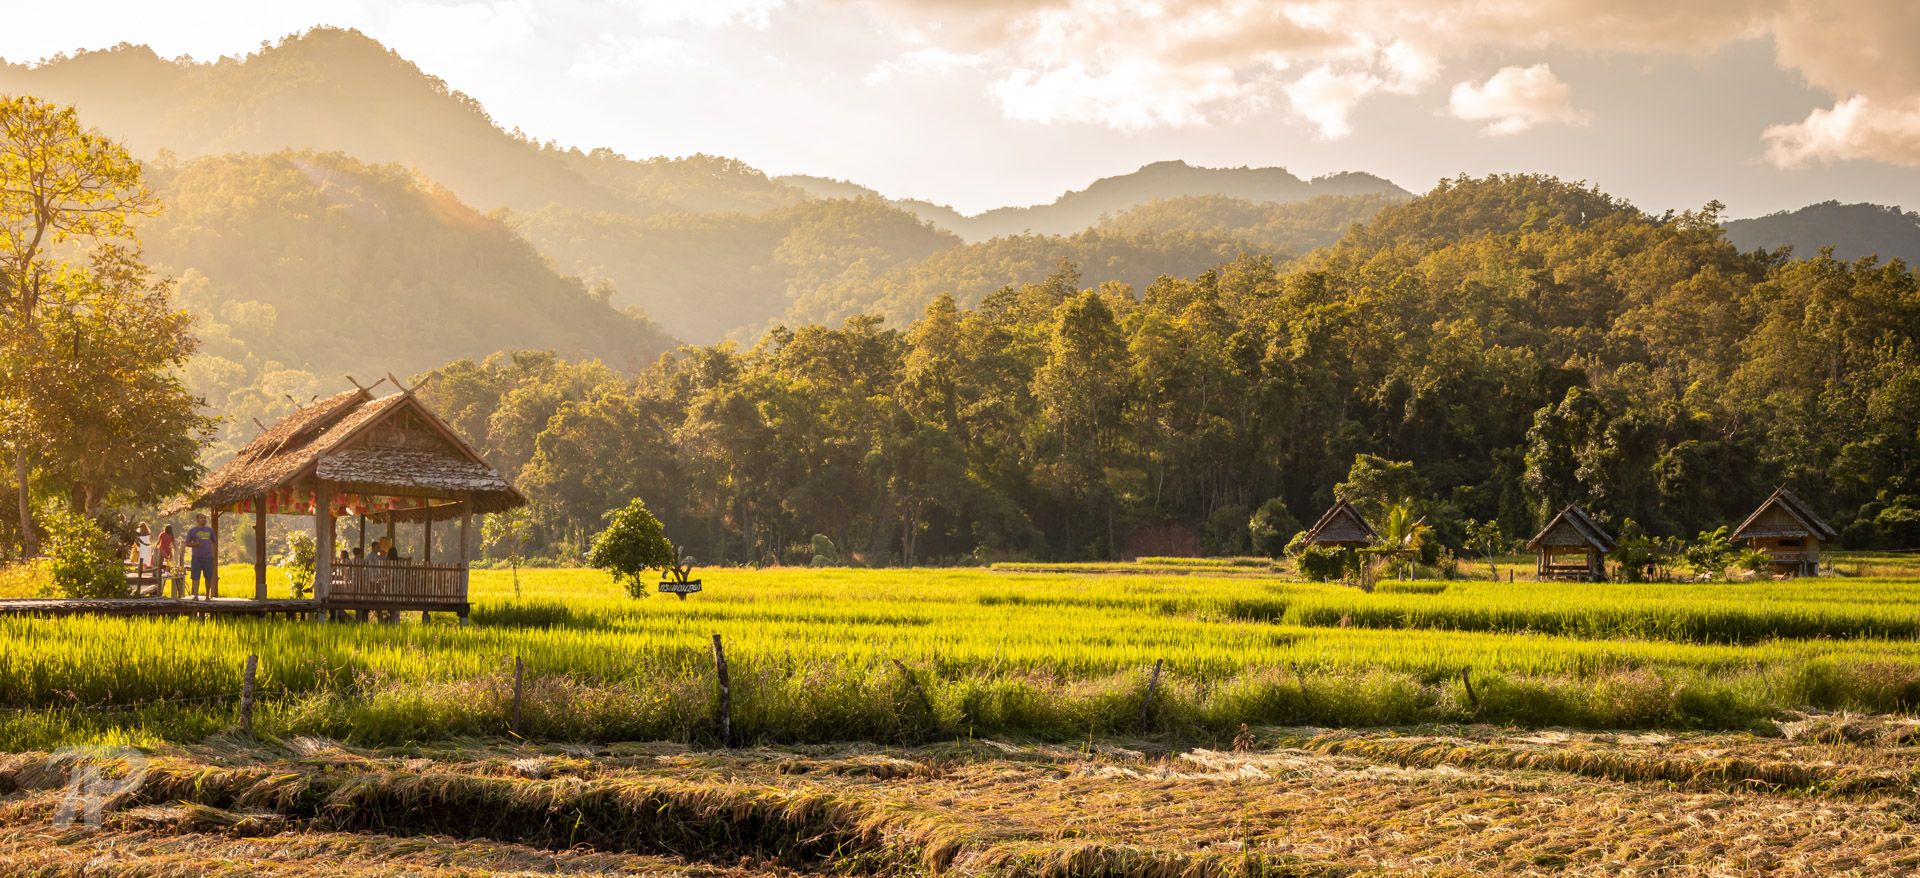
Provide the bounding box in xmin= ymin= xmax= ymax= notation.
xmin=809 ymin=534 xmax=840 ymax=567
xmin=1204 ymin=504 xmax=1251 ymax=555
xmin=1295 ymin=546 xmax=1359 ymax=582
xmin=39 ymin=508 xmax=125 ymax=598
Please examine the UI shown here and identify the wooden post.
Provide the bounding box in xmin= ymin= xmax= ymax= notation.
xmin=314 ymin=481 xmax=333 ymax=611
xmin=1139 ymin=658 xmax=1164 ymax=734
xmin=253 ymin=505 xmax=268 ymax=600
xmin=712 ymin=634 xmax=734 ymax=747
xmin=358 ymin=513 xmax=367 ymax=557
xmin=209 ymin=511 xmax=221 ymax=599
xmin=1460 ymin=667 xmax=1479 ymax=712
xmin=239 ymin=653 xmax=258 ymax=733
xmin=510 ymin=656 xmax=524 ymax=737
xmin=423 ymin=514 xmax=433 ymax=564
xmin=458 ymin=499 xmax=472 ymax=600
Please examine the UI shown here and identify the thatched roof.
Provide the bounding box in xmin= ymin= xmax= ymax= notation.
xmin=1526 ymin=505 xmax=1617 ymax=553
xmin=1301 ymin=500 xmax=1375 ymax=547
xmin=169 ymin=382 xmax=525 ymax=517
xmin=1732 ymin=487 xmax=1838 ymax=542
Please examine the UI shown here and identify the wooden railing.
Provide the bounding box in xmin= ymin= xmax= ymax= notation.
xmin=327 ymin=561 xmax=467 ymax=605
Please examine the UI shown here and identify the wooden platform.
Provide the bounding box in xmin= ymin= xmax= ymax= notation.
xmin=0 ymin=597 xmax=320 ymax=618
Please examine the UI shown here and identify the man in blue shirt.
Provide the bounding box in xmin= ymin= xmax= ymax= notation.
xmin=183 ymin=513 xmax=217 ymax=599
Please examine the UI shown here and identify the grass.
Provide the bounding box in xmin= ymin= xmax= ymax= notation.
xmin=0 ymin=561 xmax=1918 ymax=747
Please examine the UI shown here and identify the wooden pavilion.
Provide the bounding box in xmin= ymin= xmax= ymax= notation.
xmin=168 ymin=379 xmax=525 ymax=621
xmin=1299 ymin=500 xmax=1376 ymax=548
xmin=1731 ymin=487 xmax=1836 ymax=577
xmin=1526 ymin=505 xmax=1616 ymax=582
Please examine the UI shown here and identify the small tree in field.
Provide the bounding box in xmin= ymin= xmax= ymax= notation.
xmin=275 ymin=530 xmax=316 ymax=599
xmin=1464 ymin=519 xmax=1505 ymax=580
xmin=483 ymin=507 xmax=532 ymax=600
xmin=587 ymin=499 xmax=677 ymax=600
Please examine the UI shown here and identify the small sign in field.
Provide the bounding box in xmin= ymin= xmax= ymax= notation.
xmin=660 ymin=580 xmax=703 ymax=599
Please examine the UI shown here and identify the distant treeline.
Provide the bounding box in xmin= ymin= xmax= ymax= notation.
xmin=419 ymin=175 xmax=1920 ymax=564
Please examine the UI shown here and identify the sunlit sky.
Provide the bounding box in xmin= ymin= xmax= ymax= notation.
xmin=7 ymin=1 xmax=1920 ymax=216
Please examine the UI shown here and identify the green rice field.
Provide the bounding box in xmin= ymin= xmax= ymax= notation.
xmin=4 ymin=559 xmax=1920 ymax=749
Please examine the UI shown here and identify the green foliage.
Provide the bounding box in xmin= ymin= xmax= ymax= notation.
xmin=586 ymin=498 xmax=676 ymax=599
xmin=809 ymin=534 xmax=841 ymax=567
xmin=482 ymin=508 xmax=534 ymax=598
xmin=1296 ymin=546 xmax=1360 ymax=582
xmin=1680 ymin=527 xmax=1771 ymax=580
xmin=276 ymin=531 xmax=317 ymax=599
xmin=1248 ymin=499 xmax=1301 ymax=558
xmin=37 ymin=508 xmax=124 ymax=598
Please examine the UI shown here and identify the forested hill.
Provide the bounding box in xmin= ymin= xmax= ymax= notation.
xmin=0 ymin=28 xmax=810 ymax=218
xmin=141 ymin=151 xmax=675 ymax=463
xmin=1723 ymin=202 xmax=1920 ymax=264
xmin=418 ymin=174 xmax=1920 ymax=565
xmin=781 ymin=162 xmax=1409 ymax=242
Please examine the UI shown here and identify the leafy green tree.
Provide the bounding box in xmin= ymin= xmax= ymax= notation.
xmin=587 ymin=498 xmax=676 ymax=600
xmin=1 ymin=96 xmax=155 ymax=552
xmin=1248 ymin=498 xmax=1301 ymax=558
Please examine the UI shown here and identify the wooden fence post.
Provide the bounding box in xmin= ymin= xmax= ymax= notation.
xmin=712 ymin=634 xmax=734 ymax=747
xmin=1460 ymin=667 xmax=1479 ymax=712
xmin=1138 ymin=658 xmax=1164 ymax=734
xmin=239 ymin=654 xmax=258 ymax=734
xmin=510 ymin=656 xmax=525 ymax=737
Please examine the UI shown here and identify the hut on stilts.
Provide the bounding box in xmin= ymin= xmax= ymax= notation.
xmin=1731 ymin=487 xmax=1836 ymax=577
xmin=1526 ymin=505 xmax=1615 ymax=582
xmin=167 ymin=377 xmax=525 ymax=621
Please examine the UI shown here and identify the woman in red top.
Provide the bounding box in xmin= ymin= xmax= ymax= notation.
xmin=153 ymin=525 xmax=176 ymax=577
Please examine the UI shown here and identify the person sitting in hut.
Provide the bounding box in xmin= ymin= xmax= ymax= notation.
xmin=384 ymin=538 xmax=401 ymax=562
xmin=351 ymin=546 xmax=365 ymax=561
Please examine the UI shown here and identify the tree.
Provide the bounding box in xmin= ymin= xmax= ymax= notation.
xmin=15 ymin=248 xmax=211 ymax=514
xmin=1248 ymin=498 xmax=1301 ymax=558
xmin=1 ymin=97 xmax=156 ymax=552
xmin=1464 ymin=519 xmax=1505 ymax=580
xmin=587 ymin=498 xmax=677 ymax=599
xmin=482 ymin=507 xmax=533 ymax=599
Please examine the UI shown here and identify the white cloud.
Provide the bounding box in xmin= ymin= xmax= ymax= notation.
xmin=988 ymin=58 xmax=1244 ymax=130
xmin=865 ymin=46 xmax=984 ymax=85
xmin=1448 ymin=64 xmax=1589 ymax=136
xmin=1284 ymin=65 xmax=1380 ymax=140
xmin=1764 ymin=95 xmax=1920 ymax=167
xmin=568 ymin=33 xmax=692 ymax=80
xmin=385 ymin=0 xmax=536 ymax=53
xmin=622 ymin=0 xmax=788 ymax=30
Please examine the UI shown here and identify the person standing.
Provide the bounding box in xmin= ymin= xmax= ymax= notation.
xmin=184 ymin=514 xmax=217 ymax=599
xmin=132 ymin=522 xmax=153 ymax=576
xmin=154 ymin=524 xmax=177 ymax=595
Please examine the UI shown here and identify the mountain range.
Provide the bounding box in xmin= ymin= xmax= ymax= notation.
xmin=2 ymin=26 xmax=1913 ymax=381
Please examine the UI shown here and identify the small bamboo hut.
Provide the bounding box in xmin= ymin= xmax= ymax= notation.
xmin=1300 ymin=500 xmax=1376 ymax=548
xmin=168 ymin=379 xmax=525 ymax=620
xmin=1526 ymin=505 xmax=1615 ymax=582
xmin=1731 ymin=487 xmax=1836 ymax=577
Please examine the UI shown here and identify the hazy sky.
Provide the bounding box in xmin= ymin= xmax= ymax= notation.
xmin=6 ymin=1 xmax=1919 ymax=216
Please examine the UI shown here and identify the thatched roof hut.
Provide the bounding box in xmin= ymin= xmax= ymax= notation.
xmin=170 ymin=380 xmax=523 ymax=615
xmin=1526 ymin=505 xmax=1615 ymax=581
xmin=1731 ymin=487 xmax=1836 ymax=576
xmin=1300 ymin=500 xmax=1375 ymax=548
